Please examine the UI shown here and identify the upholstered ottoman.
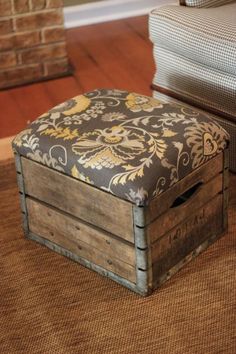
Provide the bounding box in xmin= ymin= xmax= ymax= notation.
xmin=12 ymin=89 xmax=229 ymax=296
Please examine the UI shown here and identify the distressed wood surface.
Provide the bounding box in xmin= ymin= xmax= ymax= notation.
xmin=223 ymin=149 xmax=229 ymax=230
xmin=14 ymin=153 xmax=29 ymax=235
xmin=27 ymin=200 xmax=136 ymax=284
xmin=148 ymin=172 xmax=223 ymax=244
xmin=26 ymin=197 xmax=135 ymax=266
xmin=142 ymin=153 xmax=223 ymax=227
xmin=132 ymin=207 xmax=152 ymax=293
xmin=21 ymin=157 xmax=134 ymax=243
xmin=152 ymin=194 xmax=224 ymax=281
xmin=151 ymin=193 xmax=223 ymax=270
xmin=27 ymin=232 xmax=142 ymax=294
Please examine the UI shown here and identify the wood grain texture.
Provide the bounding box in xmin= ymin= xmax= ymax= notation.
xmin=26 ymin=197 xmax=136 ymax=266
xmin=28 ymin=231 xmax=140 ymax=293
xmin=151 ymin=193 xmax=224 ymax=271
xmin=223 ymin=149 xmax=229 ymax=230
xmin=143 ymin=153 xmax=223 ymax=227
xmin=14 ymin=153 xmax=29 ymax=235
xmin=27 ymin=228 xmax=136 ymax=284
xmin=148 ymin=172 xmax=223 ymax=244
xmin=21 ymin=157 xmax=134 ymax=242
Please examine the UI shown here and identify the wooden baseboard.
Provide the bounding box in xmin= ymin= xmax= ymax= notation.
xmin=64 ymin=0 xmax=177 ymax=28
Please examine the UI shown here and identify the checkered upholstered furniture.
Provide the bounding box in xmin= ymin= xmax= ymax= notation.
xmin=149 ymin=0 xmax=236 ymax=171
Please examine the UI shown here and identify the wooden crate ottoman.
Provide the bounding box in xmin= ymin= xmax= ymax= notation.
xmin=12 ymin=89 xmax=230 ymax=296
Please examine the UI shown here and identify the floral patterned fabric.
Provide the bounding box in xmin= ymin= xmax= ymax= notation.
xmin=12 ymin=89 xmax=229 ymax=206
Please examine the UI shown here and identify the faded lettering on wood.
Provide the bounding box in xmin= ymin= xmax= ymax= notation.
xmin=148 ymin=172 xmax=223 ymax=244
xmin=152 ymin=193 xmax=223 ymax=279
xmin=21 ymin=157 xmax=134 ymax=243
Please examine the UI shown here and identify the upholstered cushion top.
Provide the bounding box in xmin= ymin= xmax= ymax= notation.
xmin=12 ymin=89 xmax=229 ymax=206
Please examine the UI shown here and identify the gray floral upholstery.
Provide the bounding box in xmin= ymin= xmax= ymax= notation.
xmin=12 ymin=89 xmax=229 ymax=206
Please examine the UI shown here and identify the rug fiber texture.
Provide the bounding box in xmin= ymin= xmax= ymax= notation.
xmin=0 ymin=160 xmax=235 ymax=354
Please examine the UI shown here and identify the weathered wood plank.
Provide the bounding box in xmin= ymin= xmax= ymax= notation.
xmin=27 ymin=199 xmax=136 ymax=283
xmin=152 ymin=193 xmax=224 ymax=280
xmin=148 ymin=172 xmax=223 ymax=244
xmin=152 ymin=225 xmax=226 ymax=290
xmin=27 ymin=232 xmax=147 ymax=295
xmin=133 ymin=207 xmax=152 ymax=292
xmin=223 ymin=149 xmax=229 ymax=230
xmin=21 ymin=157 xmax=134 ymax=243
xmin=26 ymin=197 xmax=135 ymax=266
xmin=141 ymin=153 xmax=223 ymax=227
xmin=14 ymin=153 xmax=29 ymax=235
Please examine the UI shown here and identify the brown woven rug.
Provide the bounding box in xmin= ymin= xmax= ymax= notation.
xmin=0 ymin=159 xmax=235 ymax=354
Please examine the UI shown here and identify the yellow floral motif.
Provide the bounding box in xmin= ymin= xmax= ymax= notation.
xmin=125 ymin=93 xmax=163 ymax=112
xmin=12 ymin=129 xmax=32 ymax=147
xmin=51 ymin=95 xmax=91 ymax=116
xmin=71 ymin=165 xmax=93 ymax=184
xmin=184 ymin=121 xmax=227 ymax=168
xmin=72 ymin=126 xmax=145 ymax=169
xmin=41 ymin=127 xmax=79 ymax=140
xmin=203 ymin=132 xmax=218 ymax=156
xmin=12 ymin=88 xmax=229 ymax=206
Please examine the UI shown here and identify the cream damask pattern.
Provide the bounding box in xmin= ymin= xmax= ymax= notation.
xmin=12 ymin=89 xmax=229 ymax=206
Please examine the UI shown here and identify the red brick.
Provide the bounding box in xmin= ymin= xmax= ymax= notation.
xmin=14 ymin=0 xmax=29 ymax=14
xmin=20 ymin=43 xmax=67 ymax=64
xmin=0 ymin=34 xmax=14 ymax=51
xmin=46 ymin=0 xmax=63 ymax=8
xmin=0 ymin=0 xmax=12 ymax=16
xmin=15 ymin=31 xmax=41 ymax=48
xmin=0 ymin=64 xmax=42 ymax=88
xmin=0 ymin=19 xmax=13 ymax=35
xmin=15 ymin=10 xmax=63 ymax=31
xmin=42 ymin=26 xmax=65 ymax=43
xmin=0 ymin=51 xmax=17 ymax=69
xmin=44 ymin=58 xmax=69 ymax=76
xmin=30 ymin=0 xmax=46 ymax=11
xmin=0 ymin=31 xmax=41 ymax=51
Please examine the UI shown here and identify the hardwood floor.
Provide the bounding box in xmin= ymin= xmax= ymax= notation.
xmin=0 ymin=15 xmax=154 ymax=160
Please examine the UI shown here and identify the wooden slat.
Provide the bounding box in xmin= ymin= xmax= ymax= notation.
xmin=152 ymin=193 xmax=224 ymax=279
xmin=27 ymin=198 xmax=136 ymax=283
xmin=223 ymin=149 xmax=229 ymax=230
xmin=27 ymin=232 xmax=143 ymax=293
xmin=144 ymin=154 xmax=223 ymax=227
xmin=26 ymin=197 xmax=135 ymax=266
xmin=148 ymin=172 xmax=223 ymax=244
xmin=21 ymin=157 xmax=134 ymax=243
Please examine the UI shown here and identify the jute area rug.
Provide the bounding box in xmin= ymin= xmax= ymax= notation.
xmin=0 ymin=160 xmax=235 ymax=354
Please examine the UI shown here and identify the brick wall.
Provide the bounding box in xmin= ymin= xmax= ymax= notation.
xmin=0 ymin=0 xmax=70 ymax=89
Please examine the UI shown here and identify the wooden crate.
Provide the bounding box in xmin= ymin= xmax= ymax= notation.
xmin=15 ymin=150 xmax=229 ymax=296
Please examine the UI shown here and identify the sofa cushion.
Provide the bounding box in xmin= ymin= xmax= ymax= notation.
xmin=182 ymin=0 xmax=235 ymax=7
xmin=12 ymin=89 xmax=229 ymax=206
xmin=152 ymin=45 xmax=236 ymax=119
xmin=149 ymin=3 xmax=236 ymax=76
